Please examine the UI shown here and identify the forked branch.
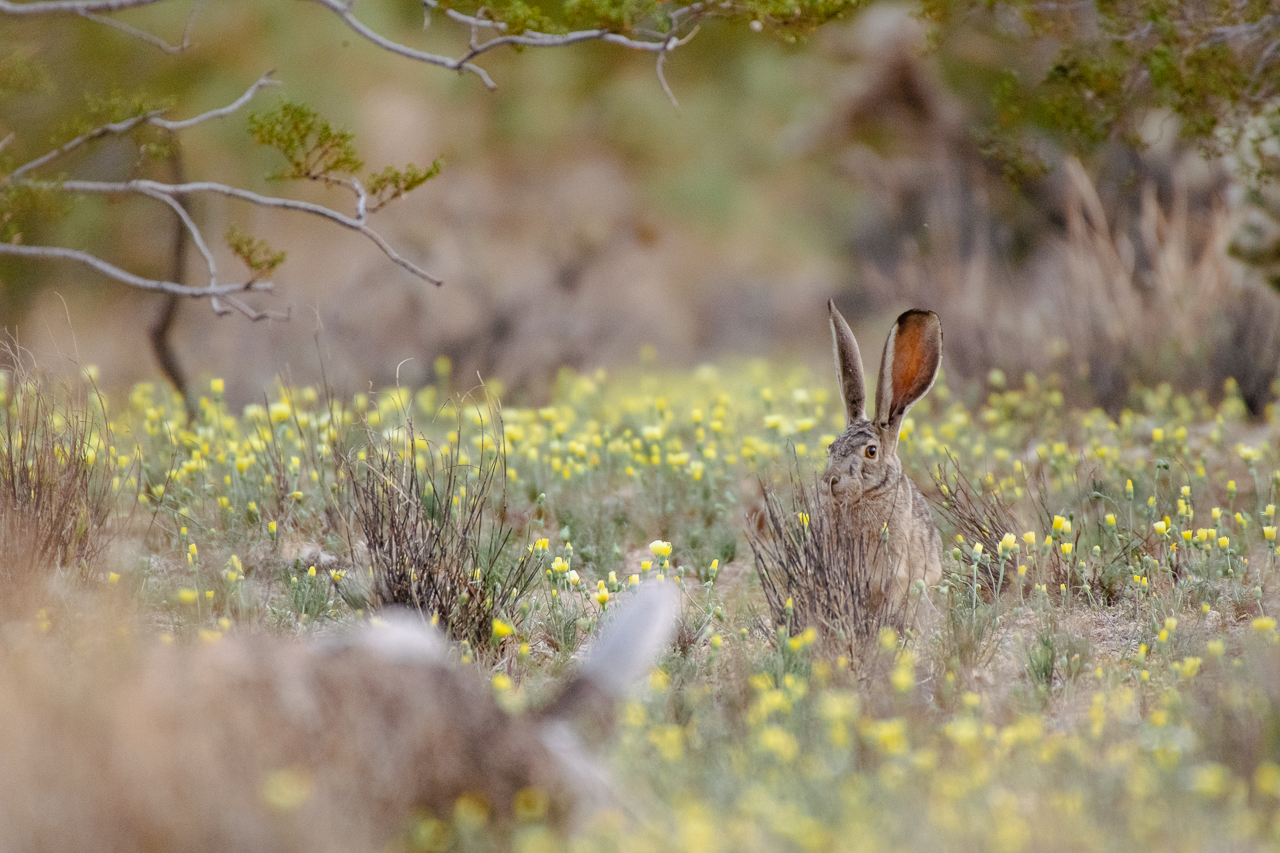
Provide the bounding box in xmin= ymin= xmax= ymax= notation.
xmin=0 ymin=0 xmax=719 ymax=310
xmin=8 ymin=73 xmax=280 ymax=182
xmin=312 ymin=0 xmax=714 ymax=99
xmin=57 ymin=178 xmax=441 ymax=285
xmin=2 ymin=71 xmax=440 ymax=315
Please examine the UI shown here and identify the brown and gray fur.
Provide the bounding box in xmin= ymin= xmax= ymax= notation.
xmin=0 ymin=584 xmax=679 ymax=853
xmin=823 ymin=301 xmax=943 ymax=607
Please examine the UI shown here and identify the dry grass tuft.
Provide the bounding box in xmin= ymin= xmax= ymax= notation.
xmin=830 ymin=23 xmax=1279 ymax=415
xmin=344 ymin=410 xmax=540 ymax=649
xmin=0 ymin=366 xmax=117 ymax=617
xmin=749 ymin=474 xmax=912 ymax=661
xmin=931 ymin=452 xmax=1022 ymax=594
xmin=862 ymin=155 xmax=1273 ymax=413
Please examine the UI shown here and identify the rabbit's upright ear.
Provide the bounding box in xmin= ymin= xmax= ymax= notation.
xmin=829 ymin=299 xmax=866 ymax=425
xmin=874 ymin=309 xmax=942 ymax=444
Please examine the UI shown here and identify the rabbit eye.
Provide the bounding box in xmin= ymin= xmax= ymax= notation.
xmin=864 ymin=445 xmax=877 ymax=459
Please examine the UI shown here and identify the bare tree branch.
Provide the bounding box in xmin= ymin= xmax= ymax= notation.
xmin=2 ymin=65 xmax=437 ymax=313
xmin=132 ymin=182 xmax=219 ymax=284
xmin=0 ymin=242 xmax=270 ymax=305
xmin=436 ymin=1 xmax=709 ymax=63
xmin=308 ymin=0 xmax=497 ymax=87
xmin=1205 ymin=15 xmax=1279 ymax=48
xmin=8 ymin=110 xmax=165 ymax=181
xmin=76 ymin=7 xmax=189 ymax=51
xmin=0 ymin=0 xmax=167 ymax=12
xmin=217 ymin=292 xmax=289 ymax=322
xmin=2 ymin=0 xmax=718 ymax=315
xmin=656 ymin=36 xmax=682 ymax=109
xmin=311 ymin=0 xmax=713 ymax=93
xmin=10 ymin=0 xmax=204 ymax=53
xmin=7 ymin=73 xmax=279 ymax=181
xmin=55 ymin=178 xmax=441 ymax=285
xmin=155 ymin=72 xmax=278 ymax=130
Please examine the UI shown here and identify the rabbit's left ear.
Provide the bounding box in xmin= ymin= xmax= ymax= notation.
xmin=829 ymin=299 xmax=866 ymax=425
xmin=875 ymin=310 xmax=942 ymax=440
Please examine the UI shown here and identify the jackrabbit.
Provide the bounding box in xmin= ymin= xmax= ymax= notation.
xmin=823 ymin=300 xmax=943 ymax=607
xmin=0 ymin=583 xmax=680 ymax=853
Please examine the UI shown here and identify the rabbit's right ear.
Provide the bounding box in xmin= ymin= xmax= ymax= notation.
xmin=874 ymin=309 xmax=942 ymax=438
xmin=829 ymin=299 xmax=866 ymax=425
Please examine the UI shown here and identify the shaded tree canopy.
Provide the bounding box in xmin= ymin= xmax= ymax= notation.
xmin=0 ymin=0 xmax=1276 ymax=314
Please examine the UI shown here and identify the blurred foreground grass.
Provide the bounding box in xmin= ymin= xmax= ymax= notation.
xmin=9 ymin=356 xmax=1280 ymax=851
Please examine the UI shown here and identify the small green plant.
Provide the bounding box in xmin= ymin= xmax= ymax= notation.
xmin=934 ymin=569 xmax=1003 ymax=678
xmin=1025 ymin=627 xmax=1057 ymax=689
xmin=1022 ymin=609 xmax=1093 ymax=700
xmin=247 ymin=100 xmax=441 ymax=202
xmin=365 ymin=161 xmax=442 ymax=213
xmin=286 ymin=560 xmax=334 ymax=622
xmin=248 ymin=101 xmax=364 ymax=183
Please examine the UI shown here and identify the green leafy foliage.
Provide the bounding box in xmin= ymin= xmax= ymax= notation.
xmin=482 ymin=0 xmax=563 ymax=34
xmin=54 ymin=90 xmax=175 ymax=155
xmin=366 ymin=159 xmax=443 ymax=212
xmin=562 ymin=0 xmax=661 ymax=34
xmin=0 ymin=183 xmax=68 ymax=244
xmin=0 ymin=48 xmax=49 ymax=100
xmin=225 ymin=225 xmax=286 ymax=281
xmin=248 ymin=100 xmax=364 ymax=183
xmin=441 ymin=0 xmax=867 ymax=40
xmin=248 ymin=101 xmax=440 ymax=213
xmin=923 ymin=0 xmax=1280 ymax=179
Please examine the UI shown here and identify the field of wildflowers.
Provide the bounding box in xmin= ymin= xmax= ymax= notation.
xmin=8 ymin=356 xmax=1280 ymax=851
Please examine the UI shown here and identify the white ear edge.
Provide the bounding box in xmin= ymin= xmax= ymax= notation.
xmin=828 ymin=299 xmax=866 ymax=424
xmin=876 ymin=323 xmax=896 ymax=426
xmin=578 ymin=582 xmax=681 ymax=698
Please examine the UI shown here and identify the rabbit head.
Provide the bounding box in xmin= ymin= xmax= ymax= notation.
xmin=822 ymin=301 xmax=943 ymax=593
xmin=823 ymin=302 xmax=942 ymax=504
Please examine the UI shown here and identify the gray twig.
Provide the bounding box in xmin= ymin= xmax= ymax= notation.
xmin=7 ymin=73 xmax=278 ymax=181
xmin=55 ymin=178 xmax=441 ymax=285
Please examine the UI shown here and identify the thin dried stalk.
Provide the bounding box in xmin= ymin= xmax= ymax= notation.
xmin=750 ymin=472 xmax=912 ymax=662
xmin=931 ymin=451 xmax=1022 ymax=594
xmin=0 ymin=368 xmax=118 ymax=615
xmin=345 ymin=408 xmax=539 ymax=649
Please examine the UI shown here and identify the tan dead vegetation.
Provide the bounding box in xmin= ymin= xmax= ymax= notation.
xmin=821 ymin=8 xmax=1280 ymax=416
xmin=0 ymin=585 xmax=679 ymax=853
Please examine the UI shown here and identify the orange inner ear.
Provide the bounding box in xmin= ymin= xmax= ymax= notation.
xmin=891 ymin=313 xmax=937 ymax=402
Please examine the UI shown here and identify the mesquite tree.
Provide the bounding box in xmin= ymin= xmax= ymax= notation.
xmin=1 ymin=0 xmax=1277 ymax=398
